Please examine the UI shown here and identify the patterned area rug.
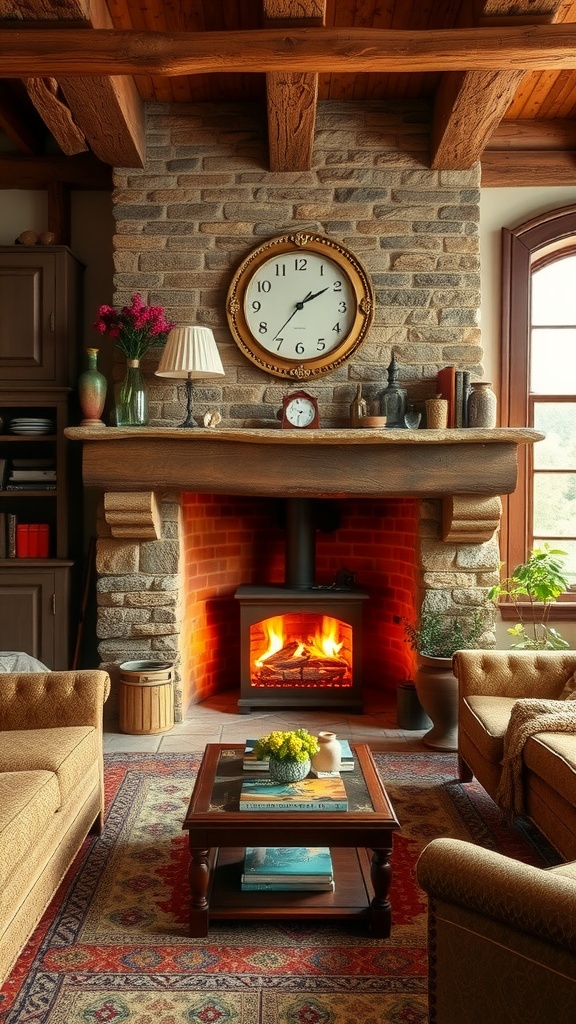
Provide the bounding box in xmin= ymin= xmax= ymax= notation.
xmin=0 ymin=752 xmax=558 ymax=1024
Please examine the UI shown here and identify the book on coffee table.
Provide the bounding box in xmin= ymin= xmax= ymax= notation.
xmin=239 ymin=775 xmax=348 ymax=812
xmin=243 ymin=738 xmax=355 ymax=772
xmin=241 ymin=846 xmax=335 ymax=891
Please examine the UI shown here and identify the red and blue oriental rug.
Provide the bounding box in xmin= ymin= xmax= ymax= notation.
xmin=0 ymin=752 xmax=557 ymax=1024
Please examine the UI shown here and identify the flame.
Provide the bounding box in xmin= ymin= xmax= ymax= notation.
xmin=255 ymin=614 xmax=344 ymax=668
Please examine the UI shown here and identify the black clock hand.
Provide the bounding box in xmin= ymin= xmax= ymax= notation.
xmin=272 ymin=291 xmax=313 ymax=341
xmin=302 ymin=287 xmax=329 ymax=303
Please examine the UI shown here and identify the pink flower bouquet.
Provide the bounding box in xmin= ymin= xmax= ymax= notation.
xmin=95 ymin=294 xmax=175 ymax=360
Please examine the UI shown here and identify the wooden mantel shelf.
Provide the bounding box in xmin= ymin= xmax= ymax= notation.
xmin=65 ymin=425 xmax=542 ymax=543
xmin=65 ymin=424 xmax=542 ymax=498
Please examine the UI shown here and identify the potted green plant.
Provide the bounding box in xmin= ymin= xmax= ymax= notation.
xmin=404 ymin=609 xmax=489 ymax=751
xmin=254 ymin=729 xmax=320 ymax=783
xmin=488 ymin=544 xmax=570 ymax=650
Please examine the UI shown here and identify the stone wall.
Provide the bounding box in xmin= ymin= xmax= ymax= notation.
xmin=96 ymin=100 xmax=498 ymax=720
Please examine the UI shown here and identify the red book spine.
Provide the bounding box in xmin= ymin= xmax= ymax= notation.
xmin=38 ymin=523 xmax=50 ymax=558
xmin=28 ymin=523 xmax=40 ymax=557
xmin=16 ymin=524 xmax=29 ymax=558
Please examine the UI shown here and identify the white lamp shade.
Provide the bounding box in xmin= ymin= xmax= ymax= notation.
xmin=155 ymin=326 xmax=225 ymax=379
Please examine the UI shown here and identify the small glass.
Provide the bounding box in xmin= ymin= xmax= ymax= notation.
xmin=404 ymin=406 xmax=421 ymax=429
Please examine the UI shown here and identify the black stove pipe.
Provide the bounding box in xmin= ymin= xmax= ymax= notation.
xmin=284 ymin=497 xmax=315 ymax=589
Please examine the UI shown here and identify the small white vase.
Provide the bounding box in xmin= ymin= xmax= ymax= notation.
xmin=311 ymin=732 xmax=342 ymax=773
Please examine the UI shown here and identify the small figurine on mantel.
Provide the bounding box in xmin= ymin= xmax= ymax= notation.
xmin=379 ymin=353 xmax=407 ymax=427
xmin=349 ymin=383 xmax=367 ymax=424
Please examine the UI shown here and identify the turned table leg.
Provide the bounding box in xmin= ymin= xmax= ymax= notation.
xmin=369 ymin=845 xmax=393 ymax=937
xmin=189 ymin=846 xmax=210 ymax=937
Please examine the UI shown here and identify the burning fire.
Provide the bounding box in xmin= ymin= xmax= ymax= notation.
xmin=255 ymin=615 xmax=344 ymax=668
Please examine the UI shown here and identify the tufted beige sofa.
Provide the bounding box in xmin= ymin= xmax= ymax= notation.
xmin=0 ymin=670 xmax=110 ymax=986
xmin=417 ymin=837 xmax=576 ymax=1024
xmin=454 ymin=649 xmax=576 ymax=861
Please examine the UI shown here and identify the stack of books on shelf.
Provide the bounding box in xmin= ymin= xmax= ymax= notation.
xmin=5 ymin=458 xmax=57 ymax=491
xmin=243 ymin=738 xmax=355 ymax=773
xmin=239 ymin=774 xmax=348 ymax=812
xmin=0 ymin=514 xmax=50 ymax=558
xmin=436 ymin=365 xmax=471 ymax=427
xmin=241 ymin=846 xmax=334 ymax=892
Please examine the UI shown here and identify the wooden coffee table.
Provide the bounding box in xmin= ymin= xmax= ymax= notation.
xmin=182 ymin=743 xmax=400 ymax=938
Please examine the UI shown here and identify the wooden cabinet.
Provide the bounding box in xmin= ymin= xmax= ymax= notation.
xmin=0 ymin=246 xmax=84 ymax=670
xmin=0 ymin=564 xmax=73 ymax=669
xmin=0 ymin=246 xmax=83 ymax=386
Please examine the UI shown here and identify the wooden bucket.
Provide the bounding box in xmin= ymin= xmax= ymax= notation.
xmin=119 ymin=660 xmax=174 ymax=735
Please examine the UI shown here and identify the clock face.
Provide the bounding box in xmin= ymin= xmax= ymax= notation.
xmin=285 ymin=395 xmax=317 ymax=427
xmin=227 ymin=232 xmax=374 ymax=379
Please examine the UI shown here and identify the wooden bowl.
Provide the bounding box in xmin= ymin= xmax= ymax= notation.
xmin=355 ymin=415 xmax=388 ymax=428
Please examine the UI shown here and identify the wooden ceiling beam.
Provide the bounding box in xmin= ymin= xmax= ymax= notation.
xmin=264 ymin=1 xmax=325 ymax=172
xmin=429 ymin=0 xmax=559 ymax=170
xmin=5 ymin=0 xmax=146 ymax=168
xmin=6 ymin=25 xmax=576 ymax=76
xmin=0 ymin=153 xmax=112 ymax=188
xmin=481 ymin=148 xmax=576 ymax=185
xmin=24 ymin=76 xmax=88 ymax=155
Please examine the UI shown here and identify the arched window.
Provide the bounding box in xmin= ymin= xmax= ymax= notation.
xmin=501 ymin=206 xmax=576 ymax=594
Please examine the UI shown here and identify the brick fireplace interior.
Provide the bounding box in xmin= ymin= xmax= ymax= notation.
xmin=180 ymin=493 xmax=418 ymax=711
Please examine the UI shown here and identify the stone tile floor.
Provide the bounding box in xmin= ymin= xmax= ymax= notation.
xmin=104 ymin=688 xmax=430 ymax=754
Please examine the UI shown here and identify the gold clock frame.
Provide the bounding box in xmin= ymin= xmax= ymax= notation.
xmin=226 ymin=231 xmax=375 ymax=380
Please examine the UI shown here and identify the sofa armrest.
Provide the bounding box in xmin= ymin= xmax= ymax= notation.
xmin=0 ymin=671 xmax=110 ymax=732
xmin=417 ymin=837 xmax=576 ymax=952
xmin=453 ymin=650 xmax=576 ymax=700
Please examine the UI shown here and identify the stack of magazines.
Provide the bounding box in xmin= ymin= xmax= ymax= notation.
xmin=241 ymin=847 xmax=334 ymax=892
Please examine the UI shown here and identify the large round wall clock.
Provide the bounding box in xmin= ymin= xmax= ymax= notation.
xmin=226 ymin=231 xmax=374 ymax=379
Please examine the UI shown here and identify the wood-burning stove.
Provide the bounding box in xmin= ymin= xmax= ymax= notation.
xmin=235 ymin=498 xmax=368 ymax=712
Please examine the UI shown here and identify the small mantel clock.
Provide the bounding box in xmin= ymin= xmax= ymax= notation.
xmin=281 ymin=390 xmax=319 ymax=429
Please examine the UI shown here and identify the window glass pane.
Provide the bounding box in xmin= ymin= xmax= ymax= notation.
xmin=533 ymin=403 xmax=576 ymax=468
xmin=533 ymin=473 xmax=576 ymax=536
xmin=532 ymin=255 xmax=576 ymax=325
xmin=530 ymin=538 xmax=576 ymax=588
xmin=530 ymin=328 xmax=576 ymax=392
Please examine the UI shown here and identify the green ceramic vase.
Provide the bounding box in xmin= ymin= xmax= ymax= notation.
xmin=78 ymin=347 xmax=107 ymax=426
xmin=268 ymin=756 xmax=311 ymax=783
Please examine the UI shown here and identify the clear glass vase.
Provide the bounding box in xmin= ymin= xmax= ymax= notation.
xmin=115 ymin=359 xmax=148 ymax=426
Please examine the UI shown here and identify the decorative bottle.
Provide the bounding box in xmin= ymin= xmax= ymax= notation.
xmin=311 ymin=732 xmax=342 ymax=773
xmin=467 ymin=381 xmax=497 ymax=428
xmin=379 ymin=354 xmax=407 ymax=427
xmin=115 ymin=358 xmax=148 ymax=427
xmin=78 ymin=347 xmax=107 ymax=427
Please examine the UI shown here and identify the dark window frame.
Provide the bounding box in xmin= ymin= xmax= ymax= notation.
xmin=501 ymin=204 xmax=576 ymax=607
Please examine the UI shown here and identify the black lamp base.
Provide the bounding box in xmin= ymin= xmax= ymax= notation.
xmin=180 ymin=378 xmax=198 ymax=428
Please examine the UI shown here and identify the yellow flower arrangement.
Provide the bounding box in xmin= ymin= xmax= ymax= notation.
xmin=254 ymin=729 xmax=319 ymax=763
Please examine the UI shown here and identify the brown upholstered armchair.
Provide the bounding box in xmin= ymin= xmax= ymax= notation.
xmin=417 ymin=838 xmax=576 ymax=1024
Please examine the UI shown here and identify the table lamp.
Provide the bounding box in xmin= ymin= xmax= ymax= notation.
xmin=155 ymin=326 xmax=225 ymax=427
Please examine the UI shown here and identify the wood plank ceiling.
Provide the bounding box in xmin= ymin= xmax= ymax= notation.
xmin=2 ymin=0 xmax=576 ymax=190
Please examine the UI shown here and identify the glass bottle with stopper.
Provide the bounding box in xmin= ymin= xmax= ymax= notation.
xmin=379 ymin=354 xmax=407 ymax=427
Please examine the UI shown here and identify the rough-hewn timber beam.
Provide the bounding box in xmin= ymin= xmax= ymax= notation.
xmin=264 ymin=0 xmax=325 ymax=172
xmin=4 ymin=26 xmax=576 ymax=76
xmin=431 ymin=1 xmax=563 ymax=171
xmin=0 ymin=153 xmax=112 ymax=189
xmin=481 ymin=149 xmax=576 ymax=186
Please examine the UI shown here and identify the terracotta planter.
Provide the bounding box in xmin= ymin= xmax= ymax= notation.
xmin=414 ymin=654 xmax=458 ymax=751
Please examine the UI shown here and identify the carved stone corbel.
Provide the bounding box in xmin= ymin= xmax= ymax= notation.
xmin=103 ymin=490 xmax=161 ymax=539
xmin=442 ymin=494 xmax=502 ymax=543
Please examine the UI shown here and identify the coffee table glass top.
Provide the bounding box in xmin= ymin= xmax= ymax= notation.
xmin=207 ymin=746 xmax=375 ymax=813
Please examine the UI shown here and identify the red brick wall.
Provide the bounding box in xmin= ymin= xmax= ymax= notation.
xmin=181 ymin=493 xmax=418 ymax=704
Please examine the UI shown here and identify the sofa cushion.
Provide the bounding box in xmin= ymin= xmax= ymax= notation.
xmin=0 ymin=771 xmax=60 ymax=888
xmin=524 ymin=732 xmax=576 ymax=807
xmin=0 ymin=727 xmax=98 ymax=804
xmin=461 ymin=695 xmax=518 ymax=764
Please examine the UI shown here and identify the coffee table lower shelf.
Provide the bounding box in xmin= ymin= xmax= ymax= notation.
xmin=190 ymin=845 xmax=382 ymax=937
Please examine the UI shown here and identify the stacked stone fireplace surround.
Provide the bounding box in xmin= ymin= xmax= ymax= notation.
xmin=95 ymin=100 xmax=502 ymax=722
